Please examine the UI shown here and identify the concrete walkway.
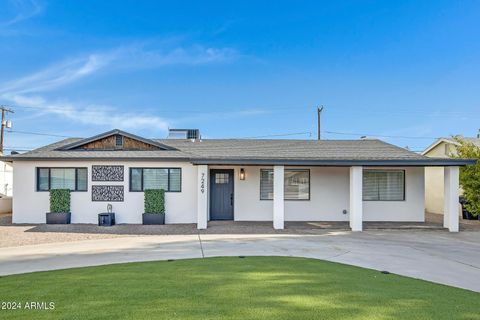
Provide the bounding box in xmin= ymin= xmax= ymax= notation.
xmin=1 ymin=230 xmax=479 ymax=292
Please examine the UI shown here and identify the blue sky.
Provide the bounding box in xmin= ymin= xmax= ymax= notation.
xmin=0 ymin=0 xmax=479 ymax=153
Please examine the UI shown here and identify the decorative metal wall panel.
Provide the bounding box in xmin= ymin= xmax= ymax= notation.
xmin=92 ymin=185 xmax=124 ymax=202
xmin=92 ymin=165 xmax=124 ymax=181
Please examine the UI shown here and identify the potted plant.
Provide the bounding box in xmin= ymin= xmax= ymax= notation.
xmin=46 ymin=189 xmax=71 ymax=224
xmin=142 ymin=189 xmax=165 ymax=225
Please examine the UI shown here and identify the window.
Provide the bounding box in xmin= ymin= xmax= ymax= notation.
xmin=215 ymin=173 xmax=229 ymax=184
xmin=260 ymin=169 xmax=310 ymax=200
xmin=115 ymin=135 xmax=123 ymax=148
xmin=363 ymin=170 xmax=405 ymax=201
xmin=130 ymin=168 xmax=182 ymax=192
xmin=260 ymin=170 xmax=274 ymax=200
xmin=36 ymin=168 xmax=87 ymax=191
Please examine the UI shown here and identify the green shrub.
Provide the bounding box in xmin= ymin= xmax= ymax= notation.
xmin=50 ymin=189 xmax=71 ymax=213
xmin=454 ymin=137 xmax=480 ymax=216
xmin=144 ymin=189 xmax=165 ymax=214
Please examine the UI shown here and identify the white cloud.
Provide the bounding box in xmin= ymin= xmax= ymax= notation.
xmin=1 ymin=0 xmax=43 ymax=27
xmin=4 ymin=93 xmax=170 ymax=131
xmin=2 ymin=43 xmax=238 ymax=94
xmin=2 ymin=54 xmax=114 ymax=94
xmin=0 ymin=42 xmax=240 ymax=133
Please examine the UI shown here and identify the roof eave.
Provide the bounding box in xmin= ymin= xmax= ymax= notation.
xmin=190 ymin=158 xmax=476 ymax=166
xmin=1 ymin=156 xmax=191 ymax=162
xmin=2 ymin=156 xmax=475 ymax=166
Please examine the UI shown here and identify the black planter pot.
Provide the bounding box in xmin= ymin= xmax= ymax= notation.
xmin=462 ymin=210 xmax=477 ymax=220
xmin=142 ymin=213 xmax=165 ymax=225
xmin=46 ymin=212 xmax=71 ymax=224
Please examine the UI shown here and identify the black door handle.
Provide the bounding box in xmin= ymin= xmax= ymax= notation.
xmin=230 ymin=193 xmax=233 ymax=206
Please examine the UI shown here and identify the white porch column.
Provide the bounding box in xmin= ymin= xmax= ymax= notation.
xmin=349 ymin=166 xmax=363 ymax=232
xmin=197 ymin=165 xmax=208 ymax=229
xmin=444 ymin=166 xmax=459 ymax=232
xmin=273 ymin=165 xmax=284 ymax=230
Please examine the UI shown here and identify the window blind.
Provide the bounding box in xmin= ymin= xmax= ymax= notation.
xmin=363 ymin=170 xmax=404 ymax=201
xmin=36 ymin=168 xmax=87 ymax=191
xmin=260 ymin=169 xmax=310 ymax=200
xmin=143 ymin=168 xmax=168 ymax=190
xmin=260 ymin=169 xmax=274 ymax=200
xmin=169 ymin=169 xmax=181 ymax=192
xmin=129 ymin=168 xmax=182 ymax=192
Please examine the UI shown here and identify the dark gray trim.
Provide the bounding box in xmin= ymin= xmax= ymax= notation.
xmin=58 ymin=129 xmax=177 ymax=151
xmin=4 ymin=157 xmax=191 ymax=162
xmin=190 ymin=159 xmax=476 ymax=166
xmin=8 ymin=157 xmax=475 ymax=166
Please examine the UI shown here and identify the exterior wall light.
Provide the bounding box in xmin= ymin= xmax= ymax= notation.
xmin=239 ymin=168 xmax=246 ymax=180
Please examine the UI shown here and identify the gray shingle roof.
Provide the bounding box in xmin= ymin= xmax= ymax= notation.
xmin=8 ymin=138 xmax=190 ymax=160
xmin=155 ymin=139 xmax=425 ymax=160
xmin=4 ymin=137 xmax=475 ymax=166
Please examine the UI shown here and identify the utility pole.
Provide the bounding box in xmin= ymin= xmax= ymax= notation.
xmin=317 ymin=105 xmax=324 ymax=140
xmin=0 ymin=105 xmax=14 ymax=154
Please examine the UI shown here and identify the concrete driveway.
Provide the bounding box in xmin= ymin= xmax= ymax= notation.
xmin=0 ymin=230 xmax=479 ymax=292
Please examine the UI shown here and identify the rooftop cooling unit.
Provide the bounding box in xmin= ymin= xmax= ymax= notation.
xmin=167 ymin=129 xmax=200 ymax=139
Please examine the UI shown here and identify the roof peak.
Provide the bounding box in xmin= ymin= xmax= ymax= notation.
xmin=58 ymin=129 xmax=177 ymax=151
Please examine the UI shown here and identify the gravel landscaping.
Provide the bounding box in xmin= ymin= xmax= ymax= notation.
xmin=1 ymin=212 xmax=478 ymax=248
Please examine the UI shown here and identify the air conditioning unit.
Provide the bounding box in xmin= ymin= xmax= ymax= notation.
xmin=167 ymin=129 xmax=200 ymax=139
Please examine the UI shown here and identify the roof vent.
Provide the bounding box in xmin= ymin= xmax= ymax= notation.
xmin=167 ymin=129 xmax=200 ymax=140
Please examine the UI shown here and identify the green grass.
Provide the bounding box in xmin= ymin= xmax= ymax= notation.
xmin=0 ymin=257 xmax=478 ymax=319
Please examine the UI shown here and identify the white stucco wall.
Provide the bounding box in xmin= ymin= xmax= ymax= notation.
xmin=213 ymin=165 xmax=424 ymax=222
xmin=216 ymin=166 xmax=350 ymax=221
xmin=363 ymin=167 xmax=425 ymax=222
xmin=12 ymin=161 xmax=197 ymax=224
xmin=12 ymin=161 xmax=425 ymax=224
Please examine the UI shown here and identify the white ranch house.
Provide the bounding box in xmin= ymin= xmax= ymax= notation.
xmin=3 ymin=129 xmax=474 ymax=232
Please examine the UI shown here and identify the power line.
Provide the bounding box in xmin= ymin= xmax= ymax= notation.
xmin=5 ymin=130 xmax=72 ymax=138
xmin=239 ymin=132 xmax=312 ymax=139
xmin=3 ymin=148 xmax=33 ymax=151
xmin=3 ymin=128 xmax=440 ymax=141
xmin=323 ymin=130 xmax=439 ymax=140
xmin=7 ymin=104 xmax=308 ymax=114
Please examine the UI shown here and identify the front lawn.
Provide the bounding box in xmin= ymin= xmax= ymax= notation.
xmin=0 ymin=257 xmax=478 ymax=319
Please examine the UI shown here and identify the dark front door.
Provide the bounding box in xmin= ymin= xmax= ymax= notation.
xmin=210 ymin=169 xmax=234 ymax=220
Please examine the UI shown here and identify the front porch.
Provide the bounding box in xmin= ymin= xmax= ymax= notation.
xmin=196 ymin=165 xmax=462 ymax=232
xmin=205 ymin=212 xmax=477 ymax=232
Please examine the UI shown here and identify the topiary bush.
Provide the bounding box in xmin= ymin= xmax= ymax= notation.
xmin=144 ymin=189 xmax=165 ymax=214
xmin=50 ymin=189 xmax=71 ymax=213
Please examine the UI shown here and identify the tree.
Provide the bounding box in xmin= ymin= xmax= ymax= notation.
xmin=453 ymin=137 xmax=480 ymax=216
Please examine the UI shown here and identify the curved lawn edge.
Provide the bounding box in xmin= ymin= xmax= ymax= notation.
xmin=0 ymin=256 xmax=478 ymax=320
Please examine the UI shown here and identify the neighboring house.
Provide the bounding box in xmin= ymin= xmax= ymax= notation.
xmin=0 ymin=159 xmax=13 ymax=213
xmin=2 ymin=129 xmax=473 ymax=232
xmin=423 ymin=136 xmax=480 ymax=215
